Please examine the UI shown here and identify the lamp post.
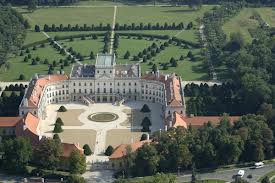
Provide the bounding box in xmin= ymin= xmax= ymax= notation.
xmin=178 ymin=166 xmax=181 ymax=176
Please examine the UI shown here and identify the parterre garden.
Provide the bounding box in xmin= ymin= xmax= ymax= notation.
xmin=0 ymin=5 xmax=215 ymax=81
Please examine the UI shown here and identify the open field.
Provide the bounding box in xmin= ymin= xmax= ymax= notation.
xmin=116 ymin=6 xmax=213 ymax=24
xmin=24 ymin=31 xmax=47 ymax=45
xmin=0 ymin=44 xmax=68 ymax=81
xmin=57 ymin=109 xmax=85 ymax=126
xmin=59 ymin=129 xmax=97 ymax=152
xmin=105 ymin=129 xmax=144 ymax=149
xmin=256 ymin=8 xmax=275 ymax=27
xmin=60 ymin=37 xmax=104 ymax=57
xmin=18 ymin=7 xmax=114 ymax=27
xmin=223 ymin=8 xmax=275 ymax=42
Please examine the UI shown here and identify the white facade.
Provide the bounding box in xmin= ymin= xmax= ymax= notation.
xmin=19 ymin=54 xmax=185 ymax=120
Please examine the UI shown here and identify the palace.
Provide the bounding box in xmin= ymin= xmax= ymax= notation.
xmin=19 ymin=53 xmax=186 ymax=121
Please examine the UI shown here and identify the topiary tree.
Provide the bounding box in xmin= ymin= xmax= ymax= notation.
xmin=124 ymin=51 xmax=130 ymax=59
xmin=140 ymin=104 xmax=151 ymax=113
xmin=140 ymin=134 xmax=148 ymax=141
xmin=141 ymin=117 xmax=151 ymax=132
xmin=35 ymin=25 xmax=40 ymax=32
xmin=53 ymin=123 xmax=63 ymax=133
xmin=180 ymin=55 xmax=184 ymax=60
xmin=83 ymin=144 xmax=92 ymax=156
xmin=53 ymin=133 xmax=61 ymax=143
xmin=90 ymin=51 xmax=95 ymax=59
xmin=19 ymin=74 xmax=26 ymax=80
xmin=56 ymin=117 xmax=64 ymax=126
xmin=105 ymin=145 xmax=114 ymax=156
xmin=58 ymin=105 xmax=67 ymax=112
xmin=23 ymin=56 xmax=28 ymax=62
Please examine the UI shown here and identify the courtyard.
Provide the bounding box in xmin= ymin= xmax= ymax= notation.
xmin=39 ymin=101 xmax=163 ymax=161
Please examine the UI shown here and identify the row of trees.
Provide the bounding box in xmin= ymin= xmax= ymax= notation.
xmin=3 ymin=0 xmax=79 ymax=6
xmin=0 ymin=90 xmax=24 ymax=117
xmin=117 ymin=114 xmax=274 ymax=178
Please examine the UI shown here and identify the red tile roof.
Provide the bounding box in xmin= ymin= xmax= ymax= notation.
xmin=61 ymin=143 xmax=84 ymax=158
xmin=0 ymin=117 xmax=22 ymax=127
xmin=26 ymin=75 xmax=68 ymax=107
xmin=109 ymin=140 xmax=151 ymax=160
xmin=141 ymin=73 xmax=183 ymax=107
xmin=166 ymin=112 xmax=240 ymax=129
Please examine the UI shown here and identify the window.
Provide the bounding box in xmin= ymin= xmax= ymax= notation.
xmin=97 ymin=71 xmax=99 ymax=74
xmin=73 ymin=89 xmax=76 ymax=93
xmin=90 ymin=83 xmax=92 ymax=86
xmin=73 ymin=83 xmax=76 ymax=86
xmin=85 ymin=89 xmax=87 ymax=93
xmin=129 ymin=83 xmax=131 ymax=86
xmin=110 ymin=88 xmax=112 ymax=93
xmin=104 ymin=70 xmax=106 ymax=74
xmin=110 ymin=70 xmax=112 ymax=74
xmin=104 ymin=88 xmax=106 ymax=93
xmin=79 ymin=83 xmax=81 ymax=86
xmin=79 ymin=89 xmax=81 ymax=93
xmin=97 ymin=88 xmax=100 ymax=93
xmin=84 ymin=83 xmax=87 ymax=86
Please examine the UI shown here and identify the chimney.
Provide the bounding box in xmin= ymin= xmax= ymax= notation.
xmin=41 ymin=178 xmax=44 ymax=183
xmin=48 ymin=75 xmax=51 ymax=80
xmin=23 ymin=125 xmax=27 ymax=131
xmin=146 ymin=133 xmax=150 ymax=140
xmin=169 ymin=121 xmax=172 ymax=128
xmin=165 ymin=125 xmax=168 ymax=131
xmin=165 ymin=75 xmax=168 ymax=81
xmin=156 ymin=70 xmax=160 ymax=78
xmin=23 ymin=178 xmax=27 ymax=182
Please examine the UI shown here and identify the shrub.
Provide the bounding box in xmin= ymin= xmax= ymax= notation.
xmin=67 ymin=175 xmax=86 ymax=183
xmin=140 ymin=104 xmax=151 ymax=113
xmin=141 ymin=117 xmax=151 ymax=132
xmin=33 ymin=46 xmax=37 ymax=50
xmin=53 ymin=123 xmax=63 ymax=133
xmin=20 ymin=51 xmax=24 ymax=56
xmin=140 ymin=134 xmax=148 ymax=141
xmin=58 ymin=106 xmax=67 ymax=112
xmin=124 ymin=51 xmax=130 ymax=59
xmin=83 ymin=144 xmax=92 ymax=156
xmin=23 ymin=57 xmax=28 ymax=62
xmin=31 ymin=60 xmax=37 ymax=65
xmin=19 ymin=74 xmax=26 ymax=80
xmin=56 ymin=117 xmax=64 ymax=126
xmin=105 ymin=145 xmax=114 ymax=156
xmin=53 ymin=134 xmax=61 ymax=143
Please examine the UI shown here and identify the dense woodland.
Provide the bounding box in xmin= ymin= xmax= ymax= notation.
xmin=0 ymin=5 xmax=27 ymax=66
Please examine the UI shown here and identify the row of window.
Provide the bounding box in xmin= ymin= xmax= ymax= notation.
xmin=72 ymin=82 xmax=138 ymax=87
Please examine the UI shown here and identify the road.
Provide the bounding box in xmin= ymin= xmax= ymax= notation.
xmin=178 ymin=164 xmax=275 ymax=182
xmin=109 ymin=6 xmax=117 ymax=54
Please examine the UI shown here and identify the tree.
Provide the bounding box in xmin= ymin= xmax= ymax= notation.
xmin=53 ymin=134 xmax=61 ymax=143
xmin=133 ymin=144 xmax=160 ymax=176
xmin=105 ymin=145 xmax=114 ymax=156
xmin=0 ymin=137 xmax=32 ymax=172
xmin=19 ymin=74 xmax=26 ymax=80
xmin=124 ymin=51 xmax=130 ymax=59
xmin=69 ymin=150 xmax=86 ymax=175
xmin=262 ymin=177 xmax=271 ymax=183
xmin=28 ymin=0 xmax=37 ymax=12
xmin=226 ymin=32 xmax=245 ymax=52
xmin=90 ymin=51 xmax=95 ymax=59
xmin=53 ymin=123 xmax=63 ymax=133
xmin=67 ymin=175 xmax=87 ymax=183
xmin=151 ymin=173 xmax=177 ymax=183
xmin=140 ymin=104 xmax=151 ymax=113
xmin=56 ymin=117 xmax=64 ymax=126
xmin=35 ymin=138 xmax=62 ymax=170
xmin=34 ymin=25 xmax=40 ymax=32
xmin=58 ymin=105 xmax=67 ymax=112
xmin=140 ymin=134 xmax=148 ymax=141
xmin=83 ymin=144 xmax=92 ymax=156
xmin=152 ymin=64 xmax=158 ymax=73
xmin=141 ymin=117 xmax=152 ymax=132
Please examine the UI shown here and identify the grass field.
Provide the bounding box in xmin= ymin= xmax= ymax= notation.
xmin=18 ymin=7 xmax=114 ymax=28
xmin=0 ymin=44 xmax=68 ymax=81
xmin=222 ymin=8 xmax=275 ymax=42
xmin=60 ymin=37 xmax=104 ymax=57
xmin=24 ymin=31 xmax=47 ymax=45
xmin=116 ymin=6 xmax=213 ymax=24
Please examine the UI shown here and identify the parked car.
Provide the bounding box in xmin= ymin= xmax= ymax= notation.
xmin=237 ymin=170 xmax=245 ymax=177
xmin=254 ymin=162 xmax=264 ymax=169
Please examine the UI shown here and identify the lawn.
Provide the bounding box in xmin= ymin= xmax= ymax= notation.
xmin=24 ymin=31 xmax=47 ymax=45
xmin=18 ymin=7 xmax=114 ymax=28
xmin=259 ymin=170 xmax=275 ymax=182
xmin=141 ymin=46 xmax=208 ymax=81
xmin=0 ymin=44 xmax=67 ymax=81
xmin=116 ymin=6 xmax=213 ymax=24
xmin=117 ymin=29 xmax=199 ymax=43
xmin=57 ymin=109 xmax=85 ymax=126
xmin=256 ymin=8 xmax=275 ymax=27
xmin=222 ymin=8 xmax=261 ymax=42
xmin=47 ymin=31 xmax=106 ymax=38
xmin=60 ymin=37 xmax=104 ymax=57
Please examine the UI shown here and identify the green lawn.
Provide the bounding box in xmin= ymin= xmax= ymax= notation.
xmin=24 ymin=31 xmax=47 ymax=45
xmin=116 ymin=6 xmax=213 ymax=24
xmin=256 ymin=8 xmax=275 ymax=27
xmin=60 ymin=37 xmax=104 ymax=57
xmin=116 ymin=37 xmax=161 ymax=62
xmin=47 ymin=31 xmax=106 ymax=38
xmin=18 ymin=7 xmax=114 ymax=28
xmin=117 ymin=29 xmax=199 ymax=43
xmin=259 ymin=170 xmax=275 ymax=182
xmin=222 ymin=8 xmax=262 ymax=42
xmin=0 ymin=44 xmax=68 ymax=81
